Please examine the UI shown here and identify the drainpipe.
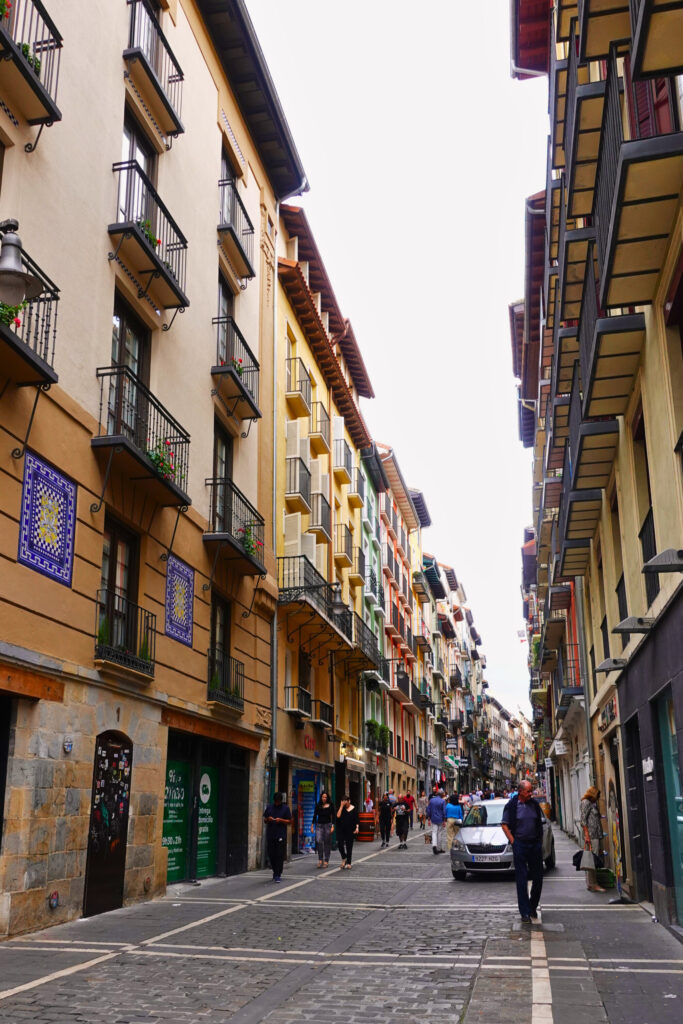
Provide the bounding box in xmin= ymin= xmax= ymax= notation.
xmin=574 ymin=577 xmax=595 ymax=786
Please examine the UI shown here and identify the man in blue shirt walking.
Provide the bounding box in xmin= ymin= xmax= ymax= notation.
xmin=426 ymin=789 xmax=447 ymax=854
xmin=502 ymin=781 xmax=544 ymax=922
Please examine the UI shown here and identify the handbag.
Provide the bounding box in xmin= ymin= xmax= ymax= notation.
xmin=573 ymin=848 xmax=604 ymax=871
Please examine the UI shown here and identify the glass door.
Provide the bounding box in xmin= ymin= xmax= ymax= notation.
xmin=657 ymin=692 xmax=683 ymax=923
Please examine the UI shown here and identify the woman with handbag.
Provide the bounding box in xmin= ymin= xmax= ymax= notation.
xmin=580 ymin=786 xmax=606 ymax=892
xmin=311 ymin=790 xmax=335 ymax=868
xmin=336 ymin=795 xmax=359 ymax=869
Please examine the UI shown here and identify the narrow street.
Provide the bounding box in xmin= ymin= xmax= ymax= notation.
xmin=0 ymin=827 xmax=681 ymax=1024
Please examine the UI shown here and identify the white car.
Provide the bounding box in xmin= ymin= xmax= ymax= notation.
xmin=450 ymin=798 xmax=555 ymax=880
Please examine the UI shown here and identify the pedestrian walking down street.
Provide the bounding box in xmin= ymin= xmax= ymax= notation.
xmin=445 ymin=791 xmax=464 ymax=850
xmin=378 ymin=792 xmax=394 ymax=848
xmin=311 ymin=790 xmax=335 ymax=868
xmin=502 ymin=781 xmax=544 ymax=921
xmin=417 ymin=789 xmax=428 ymax=830
xmin=336 ymin=795 xmax=359 ymax=869
xmin=426 ymin=788 xmax=447 ymax=854
xmin=264 ymin=792 xmax=292 ymax=883
xmin=580 ymin=786 xmax=606 ymax=892
xmin=394 ymin=796 xmax=410 ymax=848
xmin=404 ymin=789 xmax=416 ymax=829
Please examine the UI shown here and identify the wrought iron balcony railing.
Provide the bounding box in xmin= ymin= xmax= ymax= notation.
xmin=335 ymin=522 xmax=352 ymax=563
xmin=218 ymin=178 xmax=255 ymax=279
xmin=0 ymin=244 xmax=59 ymax=386
xmin=205 ymin=477 xmax=265 ymax=566
xmin=207 ymin=647 xmax=244 ymax=711
xmin=352 ymin=611 xmax=380 ymax=666
xmin=285 ymin=685 xmax=312 ymax=717
xmin=285 ymin=356 xmax=311 ymax=412
xmin=278 ymin=556 xmax=352 ymax=642
xmin=365 ymin=566 xmax=381 ymax=603
xmin=124 ymin=0 xmax=184 ymax=135
xmin=0 ymin=0 xmax=62 ymax=125
xmin=95 ymin=587 xmax=156 ymax=677
xmin=212 ymin=316 xmax=259 ymax=414
xmin=349 ymin=545 xmax=365 ymax=582
xmin=311 ymin=699 xmax=333 ymax=727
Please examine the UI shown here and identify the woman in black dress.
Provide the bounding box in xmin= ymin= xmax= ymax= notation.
xmin=336 ymin=795 xmax=359 ymax=869
xmin=311 ymin=790 xmax=335 ymax=868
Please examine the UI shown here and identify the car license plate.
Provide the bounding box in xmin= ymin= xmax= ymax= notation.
xmin=473 ymin=855 xmax=500 ymax=863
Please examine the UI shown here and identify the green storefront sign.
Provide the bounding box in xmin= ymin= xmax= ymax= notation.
xmin=196 ymin=764 xmax=219 ymax=878
xmin=162 ymin=759 xmax=190 ymax=883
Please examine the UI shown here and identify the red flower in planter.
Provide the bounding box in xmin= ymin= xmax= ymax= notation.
xmin=13 ymin=317 xmax=21 ymax=327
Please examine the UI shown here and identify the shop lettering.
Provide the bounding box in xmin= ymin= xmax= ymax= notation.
xmin=304 ymin=736 xmax=318 ymax=753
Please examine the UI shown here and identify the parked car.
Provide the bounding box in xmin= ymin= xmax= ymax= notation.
xmin=450 ymin=797 xmax=555 ymax=880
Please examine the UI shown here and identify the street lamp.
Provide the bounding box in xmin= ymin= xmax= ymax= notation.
xmin=0 ymin=220 xmax=43 ymax=306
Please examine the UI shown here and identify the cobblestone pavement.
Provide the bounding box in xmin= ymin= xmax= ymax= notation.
xmin=0 ymin=826 xmax=682 ymax=1022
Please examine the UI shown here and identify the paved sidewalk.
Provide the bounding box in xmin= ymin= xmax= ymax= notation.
xmin=0 ymin=825 xmax=680 ymax=1022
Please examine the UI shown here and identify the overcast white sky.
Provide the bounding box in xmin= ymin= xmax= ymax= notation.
xmin=246 ymin=0 xmax=549 ymax=716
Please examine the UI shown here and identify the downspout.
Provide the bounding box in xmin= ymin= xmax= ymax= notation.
xmin=574 ymin=577 xmax=595 ymax=787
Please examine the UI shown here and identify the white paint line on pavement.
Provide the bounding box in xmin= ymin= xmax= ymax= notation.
xmin=14 ymin=937 xmax=133 ymax=947
xmin=255 ymin=877 xmax=315 ymax=902
xmin=135 ymin=949 xmax=319 ymax=966
xmin=530 ymin=926 xmax=552 ymax=1024
xmin=150 ymin=942 xmax=325 ymax=956
xmin=589 ymin=957 xmax=683 ymax=964
xmin=141 ymin=901 xmax=247 ymax=945
xmin=0 ymin=950 xmax=121 ymax=1003
xmin=592 ymin=967 xmax=683 ymax=975
xmin=0 ymin=945 xmax=125 ymax=955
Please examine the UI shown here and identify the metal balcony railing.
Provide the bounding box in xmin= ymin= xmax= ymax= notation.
xmin=350 ymin=546 xmax=365 ymax=579
xmin=309 ymin=492 xmax=331 ymax=538
xmin=353 ymin=611 xmax=380 ymax=665
xmin=350 ymin=467 xmax=365 ymax=502
xmin=286 ymin=457 xmax=311 ymax=507
xmin=95 ymin=588 xmax=156 ymax=677
xmin=640 ymin=507 xmax=660 ymax=607
xmin=578 ymin=243 xmax=599 ymax=389
xmin=594 ymin=50 xmax=621 ymax=283
xmin=95 ymin=365 xmax=190 ymax=490
xmin=309 ymin=401 xmax=330 ymax=448
xmin=111 ymin=160 xmax=188 ymax=294
xmin=0 ymin=0 xmax=62 ymax=116
xmin=278 ymin=556 xmax=351 ymax=639
xmin=205 ymin=478 xmax=265 ymax=559
xmin=312 ymin=699 xmax=333 ymax=727
xmin=365 ymin=566 xmax=380 ymax=602
xmin=285 ymin=356 xmax=311 ymax=408
xmin=382 ymin=543 xmax=396 ymax=581
xmin=207 ymin=647 xmax=244 ymax=711
xmin=285 ymin=685 xmax=312 ymax=716
xmin=219 ymin=178 xmax=255 ymax=274
xmin=0 ymin=245 xmax=59 ymax=378
xmin=213 ymin=316 xmax=259 ymax=407
xmin=335 ymin=523 xmax=352 ymax=562
xmin=333 ymin=438 xmax=353 ymax=478
xmin=126 ymin=0 xmax=183 ymax=124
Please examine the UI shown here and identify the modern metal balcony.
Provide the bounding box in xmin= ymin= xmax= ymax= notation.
xmin=109 ymin=160 xmax=189 ymax=309
xmin=381 ymin=543 xmax=397 ymax=584
xmin=565 ymin=22 xmax=606 ymax=219
xmin=92 ymin=365 xmax=191 ymax=506
xmin=387 ymin=666 xmax=411 ymax=701
xmin=308 ymin=491 xmax=331 ymax=542
xmin=285 ymin=357 xmax=311 ymax=416
xmin=211 ymin=316 xmax=260 ymax=422
xmin=558 ymin=180 xmax=594 ymax=322
xmin=594 ymin=48 xmax=683 ymax=309
xmin=309 ymin=401 xmax=330 ymax=454
xmin=348 ymin=467 xmax=365 ymax=509
xmin=578 ymin=0 xmax=632 ymax=61
xmin=578 ymin=243 xmax=645 ymax=419
xmin=95 ymin=588 xmax=156 ymax=678
xmin=334 ymin=523 xmax=352 ymax=567
xmin=385 ymin=601 xmax=399 ymax=637
xmin=218 ymin=178 xmax=255 ymax=280
xmin=285 ymin=456 xmax=311 ymax=513
xmin=348 ymin=545 xmax=365 ymax=586
xmin=558 ymin=450 xmax=600 ymax=578
xmin=310 ymin=699 xmax=333 ymax=727
xmin=412 ymin=570 xmax=429 ymax=602
xmin=124 ymin=0 xmax=184 ymax=136
xmin=630 ymin=0 xmax=683 ymax=78
xmin=204 ymin=477 xmax=266 ymax=575
xmin=285 ymin=685 xmax=312 ymax=718
xmin=549 ymin=38 xmax=568 ymax=171
xmin=567 ymin=361 xmax=619 ymax=492
xmin=207 ymin=647 xmax=244 ymax=712
xmin=333 ymin=438 xmax=353 ymax=484
xmin=0 ymin=245 xmax=59 ymax=386
xmin=379 ymin=492 xmax=392 ymax=527
xmin=0 ymin=0 xmax=62 ymax=126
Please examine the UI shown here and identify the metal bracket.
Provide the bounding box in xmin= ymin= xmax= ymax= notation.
xmin=11 ymin=383 xmax=49 ymax=459
xmin=137 ymin=266 xmax=161 ymax=301
xmin=90 ymin=445 xmax=122 ymax=514
xmin=286 ymin=605 xmax=316 ymax=642
xmin=241 ymin=417 xmax=257 ymax=440
xmin=202 ymin=541 xmax=227 ymax=592
xmin=242 ymin=573 xmax=267 ymax=619
xmin=160 ymin=504 xmax=188 ymax=562
xmin=162 ymin=306 xmax=185 ymax=333
xmin=108 ymin=231 xmax=133 ymax=263
xmin=24 ymin=121 xmax=51 ymax=154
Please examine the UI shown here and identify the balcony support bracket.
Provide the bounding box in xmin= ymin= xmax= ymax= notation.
xmin=11 ymin=383 xmax=50 ymax=460
xmin=137 ymin=266 xmax=161 ymax=302
xmin=160 ymin=503 xmax=189 ymax=562
xmin=202 ymin=541 xmax=227 ymax=592
xmin=24 ymin=122 xmax=51 ymax=155
xmin=286 ymin=607 xmax=316 ymax=645
xmin=241 ymin=416 xmax=257 ymax=440
xmin=162 ymin=306 xmax=185 ymax=333
xmin=241 ymin=572 xmax=267 ymax=620
xmin=108 ymin=231 xmax=133 ymax=264
xmin=90 ymin=445 xmax=122 ymax=514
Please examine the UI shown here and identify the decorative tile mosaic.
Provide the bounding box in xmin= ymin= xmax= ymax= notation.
xmin=165 ymin=554 xmax=193 ymax=647
xmin=17 ymin=451 xmax=77 ymax=586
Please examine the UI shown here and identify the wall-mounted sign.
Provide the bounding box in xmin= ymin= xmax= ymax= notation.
xmin=553 ymin=740 xmax=568 ymax=755
xmin=545 ymin=758 xmax=553 ymax=769
xmin=642 ymin=757 xmax=654 ymax=777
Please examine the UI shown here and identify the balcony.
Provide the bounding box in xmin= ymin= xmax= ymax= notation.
xmin=218 ymin=179 xmax=255 ymax=280
xmin=364 ymin=566 xmax=381 ymax=605
xmin=578 ymin=0 xmax=632 ymax=61
xmin=578 ymin=244 xmax=645 ymax=419
xmin=285 ymin=356 xmax=311 ymax=416
xmin=565 ymin=25 xmax=606 ymax=219
xmin=0 ymin=245 xmax=59 ymax=386
xmin=631 ymin=0 xmax=683 ymax=78
xmin=92 ymin=365 xmax=190 ymax=507
xmin=95 ymin=588 xmax=155 ymax=679
xmin=333 ymin=438 xmax=353 ymax=484
xmin=0 ymin=0 xmax=62 ymax=126
xmin=385 ymin=601 xmax=399 ymax=637
xmin=549 ymin=40 xmax=567 ymax=171
xmin=108 ymin=161 xmax=189 ymax=309
xmin=211 ymin=316 xmax=260 ymax=422
xmin=311 ymin=699 xmax=333 ymax=728
xmin=123 ymin=0 xmax=183 ymax=136
xmin=285 ymin=457 xmax=311 ymax=513
xmin=397 ymin=526 xmax=407 ymax=559
xmin=308 ymin=492 xmax=331 ymax=542
xmin=388 ymin=666 xmax=411 ymax=701
xmin=207 ymin=648 xmax=244 ymax=712
xmin=412 ymin=570 xmax=429 ymax=603
xmin=382 ymin=543 xmax=397 ymax=584
xmin=435 ymin=713 xmax=448 ymax=731
xmin=348 ymin=467 xmax=365 ymax=509
xmin=309 ymin=401 xmax=330 ymax=455
xmin=278 ymin=555 xmax=353 ymax=654
xmin=285 ymin=685 xmax=312 ymax=718
xmin=352 ymin=612 xmax=381 ymax=668
xmin=567 ymin=362 xmax=619 ymax=492
xmin=594 ymin=49 xmax=683 ymax=309
xmin=334 ymin=523 xmax=352 ymax=567
xmin=348 ymin=546 xmax=365 ymax=586
xmin=204 ymin=477 xmax=266 ymax=576
xmin=558 ymin=181 xmax=595 ymax=322
xmin=379 ymin=492 xmax=392 ymax=527
xmin=553 ymin=324 xmax=580 ymax=401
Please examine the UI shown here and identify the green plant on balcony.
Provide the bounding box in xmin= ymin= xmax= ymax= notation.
xmin=378 ymin=723 xmax=390 ymax=752
xmin=236 ymin=522 xmax=263 ymax=557
xmin=138 ymin=634 xmax=152 ymax=664
xmin=0 ymin=299 xmax=27 ymax=329
xmin=0 ymin=1 xmax=10 ymax=20
xmin=96 ymin=618 xmax=110 ymax=647
xmin=162 ymin=258 xmax=177 ymax=281
xmin=20 ymin=42 xmax=40 ymax=76
xmin=146 ymin=438 xmax=179 ymax=482
xmin=137 ymin=219 xmax=160 ymax=249
xmin=530 ymin=634 xmax=541 ymax=669
xmin=365 ymin=718 xmax=380 ymax=747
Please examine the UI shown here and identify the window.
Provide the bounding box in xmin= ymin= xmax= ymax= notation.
xmin=213 ymin=422 xmax=233 ymax=482
xmin=212 ymin=422 xmax=233 ymax=534
xmin=99 ymin=516 xmax=140 ymax=652
xmin=112 ymin=293 xmax=150 ymax=380
xmin=119 ymin=112 xmax=156 ymax=223
xmin=298 ymin=650 xmax=311 ymax=692
xmin=211 ymin=594 xmax=231 ymax=657
xmin=216 ymin=275 xmax=234 ymax=365
xmin=109 ymin=294 xmax=151 ymax=445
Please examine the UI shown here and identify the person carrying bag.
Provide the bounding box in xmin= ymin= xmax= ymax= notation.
xmin=577 ymin=786 xmax=606 ymax=891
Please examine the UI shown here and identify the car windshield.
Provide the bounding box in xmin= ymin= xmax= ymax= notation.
xmin=463 ymin=803 xmax=505 ymax=827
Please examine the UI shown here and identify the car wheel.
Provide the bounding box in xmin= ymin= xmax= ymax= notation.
xmin=452 ymin=869 xmax=467 ymax=880
xmin=544 ymin=842 xmax=556 ymax=870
